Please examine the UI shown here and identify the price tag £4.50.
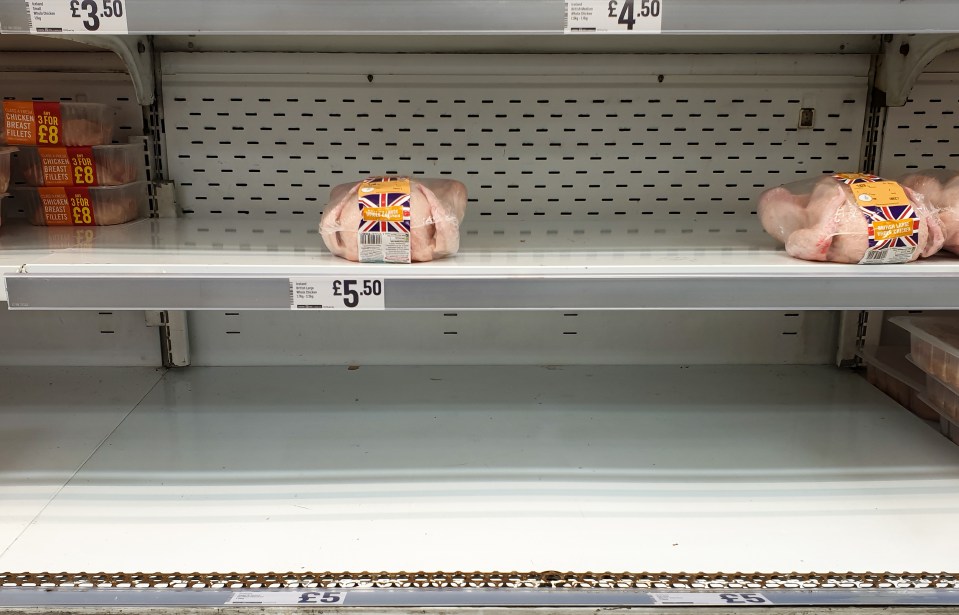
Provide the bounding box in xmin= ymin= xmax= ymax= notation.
xmin=565 ymin=0 xmax=662 ymax=33
xmin=290 ymin=277 xmax=385 ymax=310
xmin=28 ymin=0 xmax=129 ymax=34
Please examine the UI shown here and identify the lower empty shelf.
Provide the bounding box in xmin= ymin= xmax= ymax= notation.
xmin=1 ymin=364 xmax=958 ymax=572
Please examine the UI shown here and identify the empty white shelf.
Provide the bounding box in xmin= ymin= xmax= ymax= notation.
xmin=2 ymin=364 xmax=958 ymax=572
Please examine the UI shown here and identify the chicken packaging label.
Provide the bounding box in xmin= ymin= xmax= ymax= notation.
xmin=35 ymin=187 xmax=97 ymax=226
xmin=356 ymin=176 xmax=412 ymax=264
xmin=35 ymin=147 xmax=99 ymax=186
xmin=2 ymin=101 xmax=63 ymax=146
xmin=833 ymin=173 xmax=920 ymax=264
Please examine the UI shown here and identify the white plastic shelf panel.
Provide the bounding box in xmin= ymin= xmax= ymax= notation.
xmin=2 ymin=365 xmax=959 ymax=572
xmin=162 ymin=53 xmax=869 ymax=243
xmin=188 ymin=310 xmax=837 ymax=366
xmin=0 ymin=304 xmax=160 ymax=366
xmin=880 ymin=51 xmax=959 ymax=178
xmin=0 ymin=366 xmax=164 ymax=559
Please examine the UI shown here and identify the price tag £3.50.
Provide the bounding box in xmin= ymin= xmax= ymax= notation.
xmin=565 ymin=0 xmax=662 ymax=33
xmin=27 ymin=0 xmax=129 ymax=34
xmin=290 ymin=277 xmax=386 ymax=310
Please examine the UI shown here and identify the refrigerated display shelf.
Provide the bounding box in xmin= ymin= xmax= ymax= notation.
xmin=2 ymin=364 xmax=959 ymax=573
xmin=2 ymin=0 xmax=959 ymax=35
xmin=2 ymin=218 xmax=959 ymax=309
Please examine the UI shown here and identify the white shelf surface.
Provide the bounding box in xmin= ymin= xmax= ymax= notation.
xmin=0 ymin=367 xmax=164 ymax=557
xmin=2 ymin=364 xmax=959 ymax=572
xmin=3 ymin=218 xmax=959 ymax=309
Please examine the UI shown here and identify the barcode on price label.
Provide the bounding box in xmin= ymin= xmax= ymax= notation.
xmin=651 ymin=592 xmax=771 ymax=606
xmin=565 ymin=0 xmax=662 ymax=33
xmin=26 ymin=0 xmax=129 ymax=34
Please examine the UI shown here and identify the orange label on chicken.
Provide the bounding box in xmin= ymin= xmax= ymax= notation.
xmin=359 ymin=176 xmax=410 ymax=196
xmin=3 ymin=101 xmax=62 ymax=146
xmin=361 ymin=205 xmax=405 ymax=222
xmin=849 ymin=180 xmax=909 ymax=208
xmin=873 ymin=218 xmax=918 ymax=241
xmin=36 ymin=187 xmax=97 ymax=226
xmin=36 ymin=147 xmax=97 ymax=186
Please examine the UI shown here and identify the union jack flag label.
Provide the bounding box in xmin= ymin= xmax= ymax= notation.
xmin=357 ymin=176 xmax=412 ymax=264
xmin=844 ymin=178 xmax=919 ymax=264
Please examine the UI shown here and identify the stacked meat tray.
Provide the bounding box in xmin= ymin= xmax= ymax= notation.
xmin=0 ymin=100 xmax=146 ymax=227
xmin=889 ymin=316 xmax=959 ymax=444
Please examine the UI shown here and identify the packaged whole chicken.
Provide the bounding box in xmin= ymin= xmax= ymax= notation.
xmin=12 ymin=182 xmax=146 ymax=226
xmin=898 ymin=169 xmax=959 ymax=255
xmin=1 ymin=101 xmax=114 ymax=146
xmin=758 ymin=173 xmax=944 ymax=264
xmin=0 ymin=146 xmax=15 ymax=192
xmin=16 ymin=144 xmax=144 ymax=187
xmin=320 ymin=176 xmax=467 ymax=263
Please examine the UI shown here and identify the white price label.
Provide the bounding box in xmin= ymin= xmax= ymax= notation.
xmin=26 ymin=0 xmax=129 ymax=34
xmin=565 ymin=0 xmax=662 ymax=33
xmin=290 ymin=277 xmax=386 ymax=310
xmin=651 ymin=592 xmax=771 ymax=606
xmin=228 ymin=591 xmax=348 ymax=605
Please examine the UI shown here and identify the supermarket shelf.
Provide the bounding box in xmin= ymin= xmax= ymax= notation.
xmin=1 ymin=364 xmax=959 ymax=573
xmin=2 ymin=0 xmax=959 ymax=35
xmin=3 ymin=587 xmax=959 ymax=609
xmin=0 ymin=366 xmax=164 ymax=557
xmin=3 ymin=218 xmax=959 ymax=309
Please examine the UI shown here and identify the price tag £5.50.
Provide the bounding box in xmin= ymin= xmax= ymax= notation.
xmin=565 ymin=0 xmax=662 ymax=33
xmin=27 ymin=0 xmax=129 ymax=34
xmin=290 ymin=277 xmax=386 ymax=311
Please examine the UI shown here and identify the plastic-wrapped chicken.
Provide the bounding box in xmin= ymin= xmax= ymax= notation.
xmin=898 ymin=169 xmax=959 ymax=256
xmin=757 ymin=173 xmax=944 ymax=264
xmin=320 ymin=177 xmax=468 ymax=263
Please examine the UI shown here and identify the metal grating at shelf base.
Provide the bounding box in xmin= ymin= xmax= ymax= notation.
xmin=2 ymin=571 xmax=958 ymax=589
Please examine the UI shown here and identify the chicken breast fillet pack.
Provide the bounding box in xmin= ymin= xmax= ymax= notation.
xmin=320 ymin=177 xmax=468 ymax=263
xmin=758 ymin=173 xmax=944 ymax=264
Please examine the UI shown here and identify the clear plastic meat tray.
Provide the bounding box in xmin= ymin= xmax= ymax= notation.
xmin=16 ymin=144 xmax=144 ymax=187
xmin=0 ymin=146 xmax=15 ymax=193
xmin=860 ymin=346 xmax=940 ymax=420
xmin=890 ymin=316 xmax=959 ymax=392
xmin=1 ymin=101 xmax=115 ymax=146
xmin=12 ymin=181 xmax=147 ymax=226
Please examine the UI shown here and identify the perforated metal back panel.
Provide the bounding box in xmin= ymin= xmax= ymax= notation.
xmin=880 ymin=51 xmax=959 ymax=177
xmin=0 ymin=305 xmax=160 ymax=366
xmin=189 ymin=310 xmax=838 ymax=366
xmin=162 ymin=53 xmax=869 ymax=250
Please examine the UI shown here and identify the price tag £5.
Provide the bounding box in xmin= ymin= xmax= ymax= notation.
xmin=290 ymin=277 xmax=386 ymax=311
xmin=28 ymin=0 xmax=129 ymax=34
xmin=565 ymin=0 xmax=662 ymax=33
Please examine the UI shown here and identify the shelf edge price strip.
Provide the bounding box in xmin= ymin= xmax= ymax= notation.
xmin=565 ymin=0 xmax=662 ymax=33
xmin=651 ymin=592 xmax=772 ymax=606
xmin=227 ymin=591 xmax=348 ymax=606
xmin=290 ymin=277 xmax=386 ymax=310
xmin=26 ymin=0 xmax=129 ymax=34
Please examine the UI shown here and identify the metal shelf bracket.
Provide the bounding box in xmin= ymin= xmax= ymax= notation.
xmin=877 ymin=33 xmax=959 ymax=107
xmin=43 ymin=34 xmax=155 ymax=105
